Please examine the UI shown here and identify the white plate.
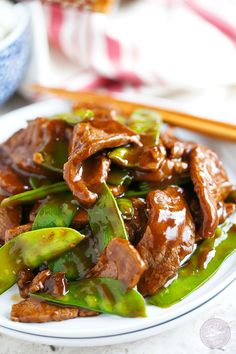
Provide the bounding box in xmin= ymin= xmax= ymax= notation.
xmin=0 ymin=97 xmax=236 ymax=347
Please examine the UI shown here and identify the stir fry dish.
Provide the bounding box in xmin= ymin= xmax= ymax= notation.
xmin=0 ymin=104 xmax=236 ymax=323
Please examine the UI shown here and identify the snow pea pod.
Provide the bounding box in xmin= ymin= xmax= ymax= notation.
xmin=148 ymin=222 xmax=236 ymax=308
xmin=0 ymin=227 xmax=85 ymax=294
xmin=35 ymin=140 xmax=68 ymax=173
xmin=32 ymin=193 xmax=78 ymax=230
xmin=51 ymin=108 xmax=94 ymax=125
xmin=88 ymin=183 xmax=128 ymax=252
xmin=1 ymin=182 xmax=69 ymax=207
xmin=117 ymin=198 xmax=134 ymax=220
xmin=48 ymin=184 xmax=128 ymax=280
xmin=128 ymin=109 xmax=162 ymax=146
xmin=48 ymin=231 xmax=99 ymax=280
xmin=107 ymin=166 xmax=132 ymax=186
xmin=29 ymin=176 xmax=51 ymax=189
xmin=109 ymin=109 xmax=162 ymax=168
xmin=32 ymin=278 xmax=146 ymax=318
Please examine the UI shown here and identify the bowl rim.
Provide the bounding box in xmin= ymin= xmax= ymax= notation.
xmin=0 ymin=3 xmax=30 ymax=52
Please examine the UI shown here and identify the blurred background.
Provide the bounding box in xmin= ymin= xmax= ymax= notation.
xmin=1 ymin=0 xmax=236 ymax=119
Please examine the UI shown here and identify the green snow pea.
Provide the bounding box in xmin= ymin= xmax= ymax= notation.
xmin=117 ymin=198 xmax=134 ymax=220
xmin=148 ymin=222 xmax=236 ymax=308
xmin=32 ymin=193 xmax=78 ymax=230
xmin=51 ymin=108 xmax=94 ymax=125
xmin=88 ymin=183 xmax=128 ymax=252
xmin=36 ymin=140 xmax=68 ymax=173
xmin=128 ymin=109 xmax=162 ymax=146
xmin=109 ymin=109 xmax=162 ymax=168
xmin=107 ymin=166 xmax=133 ymax=186
xmin=0 ymin=227 xmax=85 ymax=294
xmin=48 ymin=231 xmax=99 ymax=280
xmin=58 ymin=184 xmax=127 ymax=276
xmin=1 ymin=182 xmax=69 ymax=207
xmin=33 ymin=278 xmax=146 ymax=318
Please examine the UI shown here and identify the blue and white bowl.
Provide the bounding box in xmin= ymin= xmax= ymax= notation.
xmin=0 ymin=3 xmax=31 ymax=105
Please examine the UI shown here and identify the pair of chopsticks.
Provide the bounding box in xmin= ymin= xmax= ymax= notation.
xmin=32 ymin=85 xmax=236 ymax=142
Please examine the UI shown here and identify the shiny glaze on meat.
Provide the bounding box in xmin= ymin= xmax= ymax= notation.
xmin=137 ymin=186 xmax=195 ymax=296
xmin=190 ymin=146 xmax=233 ymax=238
xmin=87 ymin=238 xmax=146 ymax=289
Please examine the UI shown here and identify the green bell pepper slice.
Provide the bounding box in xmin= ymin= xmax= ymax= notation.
xmin=0 ymin=227 xmax=85 ymax=294
xmin=32 ymin=277 xmax=146 ymax=318
xmin=1 ymin=182 xmax=69 ymax=207
xmin=88 ymin=183 xmax=128 ymax=252
xmin=32 ymin=193 xmax=78 ymax=230
xmin=148 ymin=222 xmax=236 ymax=308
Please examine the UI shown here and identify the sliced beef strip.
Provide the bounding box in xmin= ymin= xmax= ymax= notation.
xmin=133 ymin=157 xmax=189 ymax=184
xmin=125 ymin=198 xmax=148 ymax=245
xmin=0 ymin=196 xmax=22 ymax=245
xmin=17 ymin=268 xmax=35 ymax=298
xmin=0 ymin=147 xmax=29 ymax=195
xmin=64 ymin=116 xmax=141 ymax=207
xmin=81 ymin=155 xmax=110 ymax=193
xmin=190 ymin=146 xmax=234 ymax=239
xmin=3 ymin=118 xmax=72 ymax=176
xmin=136 ymin=186 xmax=195 ymax=296
xmin=11 ymin=298 xmax=79 ymax=323
xmin=161 ymin=129 xmax=196 ymax=159
xmin=71 ymin=208 xmax=89 ymax=229
xmin=29 ymin=270 xmax=68 ymax=297
xmin=87 ymin=238 xmax=146 ymax=289
xmin=108 ymin=184 xmax=126 ymax=197
xmin=16 ymin=270 xmax=99 ymax=319
xmin=5 ymin=223 xmax=32 ymax=243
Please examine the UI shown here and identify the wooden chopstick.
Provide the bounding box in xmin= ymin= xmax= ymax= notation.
xmin=32 ymin=85 xmax=236 ymax=142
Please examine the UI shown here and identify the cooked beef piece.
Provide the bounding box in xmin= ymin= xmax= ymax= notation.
xmin=137 ymin=186 xmax=195 ymax=296
xmin=108 ymin=184 xmax=126 ymax=197
xmin=82 ymin=155 xmax=110 ymax=192
xmin=5 ymin=223 xmax=32 ymax=243
xmin=77 ymin=308 xmax=99 ymax=317
xmin=0 ymin=147 xmax=29 ymax=195
xmin=111 ymin=144 xmax=166 ymax=172
xmin=217 ymin=202 xmax=236 ymax=224
xmin=190 ymin=146 xmax=233 ymax=239
xmin=11 ymin=298 xmax=78 ymax=323
xmin=87 ymin=238 xmax=146 ymax=289
xmin=133 ymin=157 xmax=189 ymax=184
xmin=3 ymin=118 xmax=72 ymax=176
xmin=125 ymin=198 xmax=148 ymax=245
xmin=29 ymin=202 xmax=42 ymax=223
xmin=29 ymin=270 xmax=67 ymax=297
xmin=161 ymin=130 xmax=196 ymax=159
xmin=71 ymin=208 xmax=89 ymax=229
xmin=17 ymin=268 xmax=35 ymax=298
xmin=137 ymin=144 xmax=166 ymax=171
xmin=0 ymin=196 xmax=22 ymax=245
xmin=64 ymin=116 xmax=141 ymax=207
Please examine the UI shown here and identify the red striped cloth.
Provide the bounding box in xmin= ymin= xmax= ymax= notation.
xmin=26 ymin=0 xmax=236 ymax=96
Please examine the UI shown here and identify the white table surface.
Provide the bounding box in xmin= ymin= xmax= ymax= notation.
xmin=0 ymin=94 xmax=235 ymax=354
